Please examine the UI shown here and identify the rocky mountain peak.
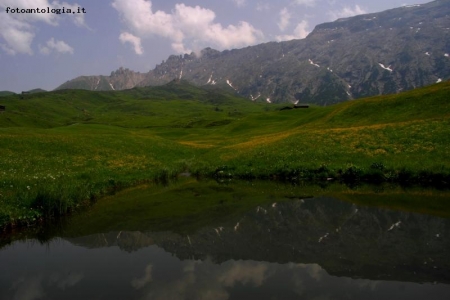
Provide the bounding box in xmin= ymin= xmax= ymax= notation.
xmin=55 ymin=0 xmax=450 ymax=104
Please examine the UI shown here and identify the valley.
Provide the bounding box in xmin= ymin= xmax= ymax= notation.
xmin=2 ymin=1 xmax=450 ymax=298
xmin=0 ymin=80 xmax=449 ymax=229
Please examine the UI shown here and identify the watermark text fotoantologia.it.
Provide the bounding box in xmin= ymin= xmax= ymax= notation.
xmin=5 ymin=6 xmax=86 ymax=15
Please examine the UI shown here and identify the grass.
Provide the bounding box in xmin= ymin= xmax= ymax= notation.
xmin=0 ymin=91 xmax=15 ymax=97
xmin=0 ymin=80 xmax=449 ymax=229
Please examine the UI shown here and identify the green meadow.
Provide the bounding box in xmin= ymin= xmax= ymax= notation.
xmin=0 ymin=80 xmax=449 ymax=229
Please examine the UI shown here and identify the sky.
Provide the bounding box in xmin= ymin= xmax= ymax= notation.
xmin=0 ymin=0 xmax=432 ymax=92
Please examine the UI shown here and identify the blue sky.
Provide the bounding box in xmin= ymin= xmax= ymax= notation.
xmin=0 ymin=0 xmax=431 ymax=92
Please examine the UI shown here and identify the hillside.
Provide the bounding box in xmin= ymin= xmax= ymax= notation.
xmin=56 ymin=67 xmax=147 ymax=91
xmin=26 ymin=88 xmax=47 ymax=94
xmin=0 ymin=91 xmax=15 ymax=97
xmin=55 ymin=0 xmax=450 ymax=105
xmin=0 ymin=81 xmax=449 ymax=228
xmin=0 ymin=80 xmax=269 ymax=129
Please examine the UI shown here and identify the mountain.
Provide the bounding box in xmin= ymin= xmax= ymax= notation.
xmin=56 ymin=67 xmax=146 ymax=91
xmin=26 ymin=88 xmax=47 ymax=93
xmin=2 ymin=89 xmax=47 ymax=95
xmin=55 ymin=0 xmax=450 ymax=105
xmin=0 ymin=91 xmax=15 ymax=97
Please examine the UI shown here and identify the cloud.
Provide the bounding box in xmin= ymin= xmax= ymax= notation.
xmin=0 ymin=13 xmax=34 ymax=55
xmin=276 ymin=20 xmax=310 ymax=41
xmin=131 ymin=264 xmax=153 ymax=289
xmin=10 ymin=272 xmax=83 ymax=300
xmin=11 ymin=276 xmax=45 ymax=300
xmin=278 ymin=8 xmax=291 ymax=31
xmin=136 ymin=260 xmax=269 ymax=300
xmin=0 ymin=0 xmax=86 ymax=55
xmin=290 ymin=263 xmax=324 ymax=281
xmin=119 ymin=32 xmax=143 ymax=55
xmin=292 ymin=0 xmax=318 ymax=7
xmin=218 ymin=262 xmax=268 ymax=287
xmin=39 ymin=38 xmax=74 ymax=55
xmin=112 ymin=0 xmax=264 ymax=54
xmin=48 ymin=272 xmax=84 ymax=290
xmin=328 ymin=5 xmax=367 ymax=20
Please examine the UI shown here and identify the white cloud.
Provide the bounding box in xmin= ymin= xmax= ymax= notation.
xmin=328 ymin=5 xmax=367 ymax=20
xmin=132 ymin=264 xmax=153 ymax=289
xmin=39 ymin=38 xmax=74 ymax=55
xmin=0 ymin=13 xmax=34 ymax=55
xmin=0 ymin=0 xmax=86 ymax=55
xmin=218 ymin=262 xmax=268 ymax=287
xmin=278 ymin=8 xmax=291 ymax=31
xmin=276 ymin=20 xmax=310 ymax=41
xmin=112 ymin=0 xmax=264 ymax=54
xmin=119 ymin=32 xmax=143 ymax=55
xmin=292 ymin=0 xmax=318 ymax=7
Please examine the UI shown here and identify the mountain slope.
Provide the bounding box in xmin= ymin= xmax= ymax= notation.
xmin=138 ymin=0 xmax=450 ymax=105
xmin=55 ymin=0 xmax=450 ymax=105
xmin=0 ymin=80 xmax=269 ymax=129
xmin=56 ymin=67 xmax=146 ymax=91
xmin=0 ymin=91 xmax=15 ymax=97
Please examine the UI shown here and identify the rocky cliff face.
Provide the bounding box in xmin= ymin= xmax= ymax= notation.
xmin=56 ymin=0 xmax=450 ymax=105
xmin=55 ymin=67 xmax=146 ymax=91
xmin=138 ymin=0 xmax=450 ymax=105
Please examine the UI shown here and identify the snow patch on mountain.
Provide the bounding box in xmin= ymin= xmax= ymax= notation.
xmin=206 ymin=73 xmax=213 ymax=84
xmin=318 ymin=233 xmax=329 ymax=243
xmin=309 ymin=59 xmax=320 ymax=68
xmin=226 ymin=79 xmax=237 ymax=91
xmin=378 ymin=63 xmax=393 ymax=72
xmin=250 ymin=93 xmax=261 ymax=101
xmin=388 ymin=221 xmax=401 ymax=231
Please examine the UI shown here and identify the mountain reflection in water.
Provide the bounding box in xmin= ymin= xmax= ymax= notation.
xmin=1 ymin=180 xmax=450 ymax=299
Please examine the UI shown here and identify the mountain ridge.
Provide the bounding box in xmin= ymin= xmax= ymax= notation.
xmin=55 ymin=0 xmax=450 ymax=105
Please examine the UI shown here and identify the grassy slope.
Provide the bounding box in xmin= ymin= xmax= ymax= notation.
xmin=0 ymin=81 xmax=449 ymax=228
xmin=0 ymin=91 xmax=15 ymax=97
xmin=184 ymin=82 xmax=450 ymax=180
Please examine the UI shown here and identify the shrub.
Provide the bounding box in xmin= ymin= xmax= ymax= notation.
xmin=342 ymin=165 xmax=363 ymax=182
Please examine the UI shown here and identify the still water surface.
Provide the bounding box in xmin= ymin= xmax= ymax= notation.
xmin=1 ymin=179 xmax=450 ymax=299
